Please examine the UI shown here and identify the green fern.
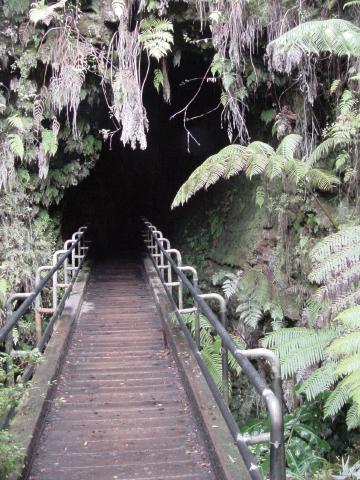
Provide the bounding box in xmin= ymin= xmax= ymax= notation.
xmin=171 ymin=134 xmax=339 ymax=208
xmin=346 ymin=404 xmax=360 ymax=430
xmin=153 ymin=68 xmax=164 ymax=93
xmin=267 ymin=20 xmax=360 ymax=72
xmin=324 ymin=379 xmax=350 ymax=418
xmin=299 ymin=362 xmax=337 ymax=401
xmin=7 ymin=134 xmax=24 ymax=160
xmin=310 ymin=226 xmax=360 ymax=261
xmin=262 ymin=327 xmax=335 ymax=377
xmin=140 ymin=17 xmax=174 ymax=61
xmin=41 ymin=129 xmax=58 ymax=157
xmin=7 ymin=114 xmax=26 ymax=132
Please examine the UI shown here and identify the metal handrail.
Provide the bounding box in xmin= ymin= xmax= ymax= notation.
xmin=0 ymin=227 xmax=89 ymax=387
xmin=143 ymin=218 xmax=286 ymax=480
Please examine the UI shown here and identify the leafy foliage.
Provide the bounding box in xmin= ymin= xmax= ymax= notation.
xmin=240 ymin=402 xmax=331 ymax=478
xmin=7 ymin=134 xmax=24 ymax=160
xmin=153 ymin=68 xmax=164 ymax=93
xmin=181 ymin=312 xmax=244 ymax=396
xmin=140 ymin=17 xmax=174 ymax=61
xmin=172 ymin=134 xmax=339 ymax=208
xmin=267 ymin=19 xmax=360 ymax=73
xmin=29 ymin=0 xmax=67 ymax=25
xmin=263 ymin=224 xmax=360 ymax=429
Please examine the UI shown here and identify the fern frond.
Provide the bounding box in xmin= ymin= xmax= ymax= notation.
xmin=276 ymin=133 xmax=302 ymax=160
xmin=299 ymin=362 xmax=337 ymax=401
xmin=267 ymin=20 xmax=360 ymax=73
xmin=314 ymin=264 xmax=360 ymax=302
xmin=283 ymin=159 xmax=308 ymax=184
xmin=310 ymin=226 xmax=360 ymax=261
xmin=236 ymin=300 xmax=263 ymax=329
xmin=334 ymin=354 xmax=360 ymax=377
xmin=334 ymin=305 xmax=360 ymax=328
xmin=153 ymin=68 xmax=164 ymax=93
xmin=325 ymin=290 xmax=360 ymax=320
xmin=222 ymin=272 xmax=242 ymax=298
xmin=324 ymin=379 xmax=350 ymax=417
xmin=7 ymin=114 xmax=26 ymax=132
xmin=346 ymin=404 xmax=360 ymax=430
xmin=339 ymin=90 xmax=356 ymax=114
xmin=171 ymin=144 xmax=247 ymax=208
xmin=200 ymin=342 xmax=223 ymax=391
xmin=7 ymin=134 xmax=24 ymax=160
xmin=245 ymin=152 xmax=269 ymax=179
xmin=140 ymin=17 xmax=174 ymax=61
xmin=255 ymin=185 xmax=265 ymax=208
xmin=307 ymin=137 xmax=348 ymax=167
xmin=281 ymin=338 xmax=331 ymax=378
xmin=329 ymin=332 xmax=360 ymax=356
xmin=261 ymin=153 xmax=283 ymax=179
xmin=308 ymin=168 xmax=340 ymax=191
xmin=309 ymin=244 xmax=360 ymax=283
xmin=42 ymin=129 xmax=58 ymax=157
xmin=263 ymin=327 xmax=335 ymax=377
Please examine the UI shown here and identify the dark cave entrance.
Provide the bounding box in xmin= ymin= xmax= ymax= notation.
xmin=60 ymin=51 xmax=229 ymax=256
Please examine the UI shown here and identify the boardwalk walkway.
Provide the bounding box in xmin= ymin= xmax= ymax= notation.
xmin=29 ymin=259 xmax=215 ymax=480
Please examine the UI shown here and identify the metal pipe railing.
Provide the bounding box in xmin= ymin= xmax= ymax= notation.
xmin=0 ymin=227 xmax=89 ymax=388
xmin=143 ymin=218 xmax=285 ymax=480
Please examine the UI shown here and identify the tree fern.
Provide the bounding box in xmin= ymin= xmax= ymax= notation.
xmin=276 ymin=133 xmax=302 ymax=160
xmin=262 ymin=327 xmax=336 ymax=377
xmin=267 ymin=20 xmax=360 ymax=73
xmin=171 ymin=134 xmax=338 ymax=208
xmin=324 ymin=379 xmax=350 ymax=418
xmin=335 ymin=354 xmax=360 ymax=377
xmin=140 ymin=17 xmax=174 ymax=61
xmin=310 ymin=226 xmax=360 ymax=261
xmin=299 ymin=362 xmax=337 ymax=401
xmin=346 ymin=404 xmax=360 ymax=431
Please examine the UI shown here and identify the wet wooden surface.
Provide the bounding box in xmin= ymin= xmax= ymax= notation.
xmin=29 ymin=259 xmax=215 ymax=480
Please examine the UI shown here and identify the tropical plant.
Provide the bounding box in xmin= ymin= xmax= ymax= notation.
xmin=267 ymin=19 xmax=360 ymax=74
xmin=217 ymin=269 xmax=284 ymax=331
xmin=180 ymin=312 xmax=244 ymax=395
xmin=172 ymin=134 xmax=339 ymax=208
xmin=240 ymin=401 xmax=331 ymax=479
xmin=139 ymin=17 xmax=174 ymax=61
xmin=259 ymin=224 xmax=360 ymax=430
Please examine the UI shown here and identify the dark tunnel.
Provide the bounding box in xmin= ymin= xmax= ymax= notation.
xmin=60 ymin=51 xmax=229 ymax=256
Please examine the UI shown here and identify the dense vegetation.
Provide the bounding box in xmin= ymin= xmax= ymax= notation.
xmin=1 ymin=0 xmax=360 ymax=478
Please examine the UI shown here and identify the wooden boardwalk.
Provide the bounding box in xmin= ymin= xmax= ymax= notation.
xmin=29 ymin=259 xmax=215 ymax=480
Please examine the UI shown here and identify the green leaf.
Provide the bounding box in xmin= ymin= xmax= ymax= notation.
xmin=42 ymin=129 xmax=58 ymax=157
xmin=260 ymin=109 xmax=276 ymax=124
xmin=255 ymin=186 xmax=265 ymax=208
xmin=7 ymin=134 xmax=24 ymax=160
xmin=153 ymin=68 xmax=164 ymax=93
